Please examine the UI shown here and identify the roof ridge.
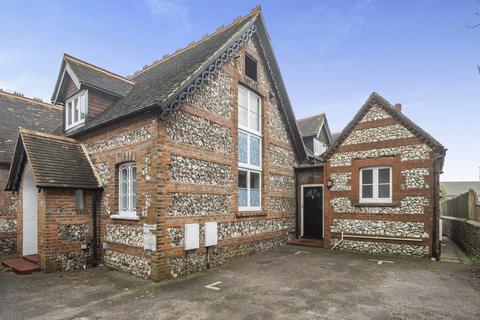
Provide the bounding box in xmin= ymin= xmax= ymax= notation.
xmin=63 ymin=54 xmax=135 ymax=84
xmin=0 ymin=89 xmax=62 ymax=110
xmin=129 ymin=6 xmax=261 ymax=79
xmin=297 ymin=113 xmax=325 ymax=121
xmin=19 ymin=128 xmax=78 ymax=144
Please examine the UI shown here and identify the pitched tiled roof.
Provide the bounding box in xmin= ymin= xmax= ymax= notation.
xmin=331 ymin=132 xmax=342 ymax=143
xmin=0 ymin=91 xmax=62 ymax=164
xmin=297 ymin=113 xmax=325 ymax=137
xmin=64 ymin=54 xmax=134 ymax=97
xmin=5 ymin=129 xmax=100 ymax=190
xmin=324 ymin=92 xmax=445 ymax=159
xmin=77 ymin=11 xmax=258 ymax=132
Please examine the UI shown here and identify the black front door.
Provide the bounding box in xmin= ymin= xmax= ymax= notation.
xmin=302 ymin=186 xmax=323 ymax=238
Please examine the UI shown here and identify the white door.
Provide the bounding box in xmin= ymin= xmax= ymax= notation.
xmin=22 ymin=166 xmax=38 ymax=256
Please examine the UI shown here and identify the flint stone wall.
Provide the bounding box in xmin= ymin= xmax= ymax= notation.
xmin=330 ymin=144 xmax=432 ymax=167
xmin=359 ymin=105 xmax=392 ymax=123
xmin=330 ymin=239 xmax=429 ymax=257
xmin=166 ymin=111 xmax=232 ymax=154
xmin=269 ymin=103 xmax=290 ymax=142
xmin=168 ymin=156 xmax=232 ymax=186
xmin=269 ymin=174 xmax=295 ymax=193
xmin=0 ymin=238 xmax=16 ymax=254
xmin=169 ymin=235 xmax=287 ymax=278
xmin=105 ymin=224 xmax=143 ymax=247
xmin=0 ymin=218 xmax=16 ymax=232
xmin=401 ymin=168 xmax=430 ymax=189
xmin=330 ymin=172 xmax=352 ymax=191
xmin=268 ymin=144 xmax=296 ymax=168
xmin=167 ymin=218 xmax=293 ymax=247
xmin=268 ymin=197 xmax=295 ymax=212
xmin=342 ymin=124 xmax=413 ymax=146
xmin=56 ymin=251 xmax=86 ymax=271
xmin=167 ymin=193 xmax=231 ymax=216
xmin=331 ymin=197 xmax=429 ymax=215
xmin=330 ymin=219 xmax=427 ymax=238
xmin=104 ymin=250 xmax=151 ymax=278
xmin=57 ymin=224 xmax=90 ymax=243
xmin=85 ymin=125 xmax=152 ymax=154
xmin=186 ymin=70 xmax=233 ymax=118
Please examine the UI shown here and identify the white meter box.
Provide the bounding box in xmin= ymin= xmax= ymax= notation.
xmin=204 ymin=222 xmax=218 ymax=247
xmin=184 ymin=223 xmax=200 ymax=250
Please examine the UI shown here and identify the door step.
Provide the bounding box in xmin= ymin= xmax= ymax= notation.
xmin=1 ymin=255 xmax=40 ymax=274
xmin=288 ymin=238 xmax=325 ymax=248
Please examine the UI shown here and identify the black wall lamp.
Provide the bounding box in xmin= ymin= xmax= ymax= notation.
xmin=326 ymin=178 xmax=333 ymax=189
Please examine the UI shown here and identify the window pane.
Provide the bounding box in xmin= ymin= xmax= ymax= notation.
xmin=249 ymin=172 xmax=260 ymax=207
xmin=238 ymin=170 xmax=248 ymax=207
xmin=362 ymin=185 xmax=373 ymax=198
xmin=67 ymin=102 xmax=72 ymax=125
xmin=249 ymin=112 xmax=259 ymax=131
xmin=379 ymin=168 xmax=390 ymax=184
xmin=79 ymin=95 xmax=86 ymax=120
xmin=131 ymin=165 xmax=137 ymax=181
xmin=238 ymin=170 xmax=247 ymax=188
xmin=249 ymin=135 xmax=260 ymax=166
xmin=121 ymin=195 xmax=128 ymax=211
xmin=362 ymin=169 xmax=373 ymax=184
xmin=74 ymin=98 xmax=79 ymax=122
xmin=238 ymin=132 xmax=248 ymax=164
xmin=379 ymin=184 xmax=390 ymax=198
xmin=238 ymin=88 xmax=248 ymax=127
xmin=239 ymin=106 xmax=248 ymax=127
xmin=250 ymin=95 xmax=260 ymax=114
xmin=121 ymin=167 xmax=128 ymax=182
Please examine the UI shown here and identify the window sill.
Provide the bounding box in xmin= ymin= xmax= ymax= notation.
xmin=236 ymin=211 xmax=266 ymax=218
xmin=110 ymin=214 xmax=139 ymax=221
xmin=353 ymin=202 xmax=400 ymax=207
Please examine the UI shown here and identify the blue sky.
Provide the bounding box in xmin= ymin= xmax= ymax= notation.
xmin=0 ymin=0 xmax=479 ymax=181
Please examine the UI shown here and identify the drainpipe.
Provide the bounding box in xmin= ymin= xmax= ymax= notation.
xmin=432 ymin=151 xmax=446 ymax=260
xmin=92 ymin=188 xmax=100 ymax=267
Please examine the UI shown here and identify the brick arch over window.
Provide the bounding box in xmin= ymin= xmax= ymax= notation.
xmin=115 ymin=151 xmax=136 ymax=165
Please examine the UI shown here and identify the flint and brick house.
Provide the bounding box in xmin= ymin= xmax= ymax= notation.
xmin=0 ymin=91 xmax=61 ymax=255
xmin=2 ymin=7 xmax=445 ymax=279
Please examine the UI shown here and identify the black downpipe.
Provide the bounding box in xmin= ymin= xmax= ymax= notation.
xmin=92 ymin=189 xmax=100 ymax=267
xmin=431 ymin=153 xmax=445 ymax=259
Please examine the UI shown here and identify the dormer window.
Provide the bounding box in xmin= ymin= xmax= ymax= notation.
xmin=313 ymin=138 xmax=327 ymax=156
xmin=65 ymin=90 xmax=87 ymax=130
xmin=245 ymin=54 xmax=257 ymax=81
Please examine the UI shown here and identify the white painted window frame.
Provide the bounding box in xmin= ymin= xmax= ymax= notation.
xmin=238 ymin=169 xmax=262 ymax=212
xmin=118 ymin=162 xmax=137 ymax=217
xmin=359 ymin=166 xmax=392 ymax=203
xmin=238 ymin=85 xmax=262 ymax=211
xmin=313 ymin=138 xmax=327 ymax=156
xmin=65 ymin=90 xmax=88 ymax=130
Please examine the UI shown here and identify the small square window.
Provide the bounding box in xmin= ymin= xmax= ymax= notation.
xmin=245 ymin=54 xmax=257 ymax=81
xmin=360 ymin=167 xmax=392 ymax=203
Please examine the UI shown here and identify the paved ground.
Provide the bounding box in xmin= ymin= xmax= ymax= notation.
xmin=1 ymin=245 xmax=479 ymax=320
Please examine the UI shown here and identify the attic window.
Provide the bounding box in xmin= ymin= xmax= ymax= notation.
xmin=245 ymin=54 xmax=257 ymax=81
xmin=65 ymin=90 xmax=87 ymax=130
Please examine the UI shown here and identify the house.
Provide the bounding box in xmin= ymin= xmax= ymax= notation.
xmin=293 ymin=94 xmax=446 ymax=258
xmin=0 ymin=91 xmax=62 ymax=256
xmin=297 ymin=113 xmax=333 ymax=158
xmin=4 ymin=7 xmax=307 ymax=279
xmin=2 ymin=7 xmax=446 ymax=280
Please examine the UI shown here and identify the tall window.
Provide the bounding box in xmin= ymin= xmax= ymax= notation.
xmin=360 ymin=167 xmax=392 ymax=203
xmin=119 ymin=162 xmax=137 ymax=216
xmin=66 ymin=90 xmax=87 ymax=130
xmin=238 ymin=86 xmax=262 ymax=211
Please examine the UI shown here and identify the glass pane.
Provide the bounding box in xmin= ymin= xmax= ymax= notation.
xmin=131 ymin=165 xmax=137 ymax=181
xmin=249 ymin=135 xmax=260 ymax=166
xmin=249 ymin=112 xmax=259 ymax=132
xmin=238 ymin=188 xmax=248 ymax=207
xmin=67 ymin=102 xmax=72 ymax=125
xmin=250 ymin=95 xmax=260 ymax=114
xmin=74 ymin=98 xmax=79 ymax=122
xmin=238 ymin=170 xmax=247 ymax=188
xmin=238 ymin=132 xmax=248 ymax=164
xmin=121 ymin=167 xmax=128 ymax=181
xmin=379 ymin=184 xmax=390 ymax=198
xmin=121 ymin=181 xmax=127 ymax=196
xmin=362 ymin=185 xmax=373 ymax=198
xmin=362 ymin=169 xmax=373 ymax=184
xmin=250 ymin=171 xmax=260 ymax=189
xmin=79 ymin=95 xmax=86 ymax=120
xmin=239 ymin=106 xmax=248 ymax=127
xmin=379 ymin=168 xmax=390 ymax=184
xmin=238 ymin=87 xmax=248 ymax=108
xmin=250 ymin=189 xmax=260 ymax=207
xmin=238 ymin=88 xmax=248 ymax=127
xmin=121 ymin=195 xmax=128 ymax=211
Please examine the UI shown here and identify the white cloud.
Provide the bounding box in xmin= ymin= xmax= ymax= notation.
xmin=141 ymin=0 xmax=190 ymax=29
